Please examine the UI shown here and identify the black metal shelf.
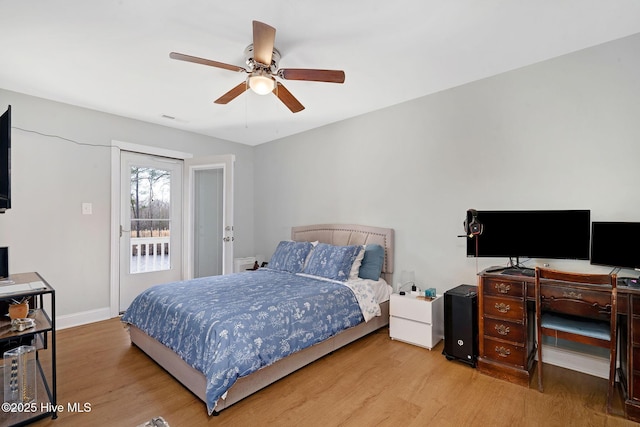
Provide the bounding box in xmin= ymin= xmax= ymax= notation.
xmin=0 ymin=272 xmax=56 ymax=427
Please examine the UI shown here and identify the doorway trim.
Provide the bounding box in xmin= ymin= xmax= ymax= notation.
xmin=109 ymin=140 xmax=192 ymax=318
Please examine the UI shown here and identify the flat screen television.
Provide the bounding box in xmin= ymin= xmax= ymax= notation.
xmin=0 ymin=105 xmax=10 ymax=213
xmin=466 ymin=210 xmax=591 ymax=261
xmin=590 ymin=222 xmax=640 ymax=270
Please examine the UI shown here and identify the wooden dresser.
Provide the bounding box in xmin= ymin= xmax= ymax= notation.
xmin=477 ymin=270 xmax=537 ymax=386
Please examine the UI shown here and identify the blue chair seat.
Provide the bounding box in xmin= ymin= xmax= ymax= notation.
xmin=541 ymin=313 xmax=610 ymax=341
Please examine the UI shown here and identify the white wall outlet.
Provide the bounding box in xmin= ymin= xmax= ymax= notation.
xmin=82 ymin=202 xmax=93 ymax=215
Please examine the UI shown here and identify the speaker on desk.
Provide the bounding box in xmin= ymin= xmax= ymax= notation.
xmin=443 ymin=284 xmax=478 ymax=367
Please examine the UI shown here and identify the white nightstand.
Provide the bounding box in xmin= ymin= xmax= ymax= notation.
xmin=389 ymin=293 xmax=444 ymax=350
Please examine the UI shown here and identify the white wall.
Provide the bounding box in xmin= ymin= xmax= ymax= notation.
xmin=253 ymin=32 xmax=640 ymax=292
xmin=0 ymin=89 xmax=255 ymax=322
xmin=2 ymin=31 xmax=639 ymax=327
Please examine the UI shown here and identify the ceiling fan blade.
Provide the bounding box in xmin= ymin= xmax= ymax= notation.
xmin=274 ymin=82 xmax=305 ymax=113
xmin=214 ymin=81 xmax=248 ymax=104
xmin=252 ymin=21 xmax=276 ymax=66
xmin=278 ymin=68 xmax=345 ymax=84
xmin=170 ymin=52 xmax=246 ymax=73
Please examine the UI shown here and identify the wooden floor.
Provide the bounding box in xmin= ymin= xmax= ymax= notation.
xmin=28 ymin=318 xmax=638 ymax=427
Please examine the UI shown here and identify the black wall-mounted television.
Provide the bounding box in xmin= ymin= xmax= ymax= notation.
xmin=466 ymin=210 xmax=591 ymax=260
xmin=0 ymin=105 xmax=10 ymax=213
xmin=591 ymin=222 xmax=640 ymax=270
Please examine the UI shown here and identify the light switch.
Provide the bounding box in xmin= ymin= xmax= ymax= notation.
xmin=82 ymin=202 xmax=92 ymax=215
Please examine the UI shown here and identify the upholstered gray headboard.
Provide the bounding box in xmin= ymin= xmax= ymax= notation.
xmin=291 ymin=224 xmax=395 ymax=283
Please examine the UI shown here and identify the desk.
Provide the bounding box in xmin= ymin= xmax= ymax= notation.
xmin=476 ymin=269 xmax=640 ymax=421
xmin=617 ymin=286 xmax=640 ymax=421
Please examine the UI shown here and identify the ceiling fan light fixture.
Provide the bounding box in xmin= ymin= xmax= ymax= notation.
xmin=170 ymin=21 xmax=343 ymax=112
xmin=248 ymin=71 xmax=275 ymax=95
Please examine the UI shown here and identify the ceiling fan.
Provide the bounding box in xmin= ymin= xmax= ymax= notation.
xmin=170 ymin=20 xmax=346 ymax=113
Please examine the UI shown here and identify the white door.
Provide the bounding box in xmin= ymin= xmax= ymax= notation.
xmin=184 ymin=155 xmax=234 ymax=279
xmin=119 ymin=151 xmax=183 ymax=311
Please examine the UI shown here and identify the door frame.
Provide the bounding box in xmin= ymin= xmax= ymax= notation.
xmin=109 ymin=140 xmax=192 ymax=318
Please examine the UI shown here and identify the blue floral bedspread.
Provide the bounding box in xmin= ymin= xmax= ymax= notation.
xmin=121 ymin=269 xmax=370 ymax=414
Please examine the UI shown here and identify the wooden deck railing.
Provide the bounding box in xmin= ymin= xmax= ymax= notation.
xmin=130 ymin=237 xmax=170 ymax=257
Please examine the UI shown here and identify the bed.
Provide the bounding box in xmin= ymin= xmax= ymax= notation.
xmin=122 ymin=223 xmax=394 ymax=414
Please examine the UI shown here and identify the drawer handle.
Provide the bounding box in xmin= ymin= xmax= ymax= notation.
xmin=495 ymin=324 xmax=510 ymax=336
xmin=495 ymin=302 xmax=511 ymax=313
xmin=495 ymin=283 xmax=511 ymax=294
xmin=495 ymin=346 xmax=511 ymax=358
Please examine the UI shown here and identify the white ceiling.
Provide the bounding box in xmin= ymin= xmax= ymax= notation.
xmin=2 ymin=1 xmax=640 ymax=146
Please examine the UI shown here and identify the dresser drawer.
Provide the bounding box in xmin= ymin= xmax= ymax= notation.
xmin=633 ymin=317 xmax=640 ymax=345
xmin=482 ymin=337 xmax=527 ymax=368
xmin=483 ymin=278 xmax=525 ymax=298
xmin=633 ymin=372 xmax=640 ymax=400
xmin=633 ymin=346 xmax=640 ymax=373
xmin=540 ymin=283 xmax=612 ymax=319
xmin=484 ymin=317 xmax=525 ymax=343
xmin=483 ymin=295 xmax=525 ymax=322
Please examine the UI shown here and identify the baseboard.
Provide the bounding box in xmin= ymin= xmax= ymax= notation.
xmin=541 ymin=345 xmax=609 ymax=379
xmin=56 ymin=307 xmax=112 ymax=330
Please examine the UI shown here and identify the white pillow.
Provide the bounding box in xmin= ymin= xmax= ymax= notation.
xmin=349 ymin=246 xmax=365 ymax=280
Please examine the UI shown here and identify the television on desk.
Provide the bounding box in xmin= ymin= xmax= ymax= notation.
xmin=591 ymin=222 xmax=640 ymax=273
xmin=0 ymin=105 xmax=11 ymax=213
xmin=466 ymin=210 xmax=591 ymax=264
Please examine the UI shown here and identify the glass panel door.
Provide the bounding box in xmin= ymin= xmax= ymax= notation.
xmin=119 ymin=151 xmax=182 ymax=312
xmin=129 ymin=166 xmax=172 ymax=274
xmin=193 ymin=168 xmax=223 ymax=277
xmin=184 ymin=155 xmax=234 ymax=279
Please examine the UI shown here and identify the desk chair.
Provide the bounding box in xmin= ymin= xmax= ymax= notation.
xmin=534 ymin=267 xmax=617 ymax=413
